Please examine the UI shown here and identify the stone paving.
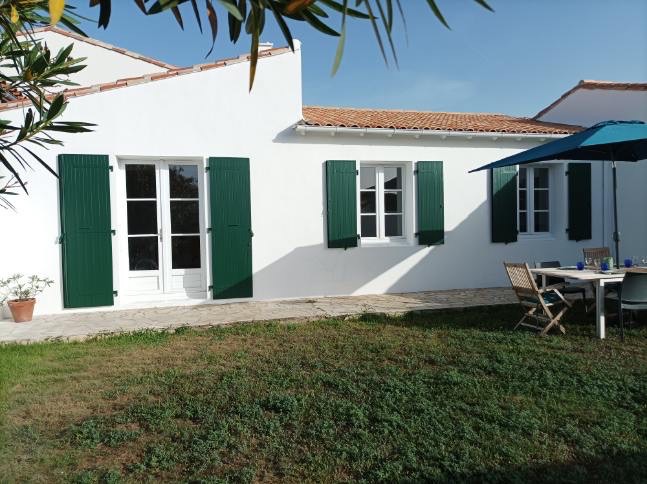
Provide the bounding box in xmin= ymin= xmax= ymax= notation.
xmin=0 ymin=288 xmax=516 ymax=344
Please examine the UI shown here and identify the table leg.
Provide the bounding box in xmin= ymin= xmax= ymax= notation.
xmin=541 ymin=274 xmax=547 ymax=289
xmin=596 ymin=280 xmax=605 ymax=339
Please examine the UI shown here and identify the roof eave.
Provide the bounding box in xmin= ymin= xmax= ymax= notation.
xmin=294 ymin=124 xmax=569 ymax=140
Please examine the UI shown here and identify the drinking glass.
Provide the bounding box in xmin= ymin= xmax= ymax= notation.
xmin=576 ymin=261 xmax=584 ymax=271
xmin=585 ymin=257 xmax=593 ymax=268
xmin=601 ymin=261 xmax=609 ymax=271
xmin=642 ymin=256 xmax=647 ymax=267
xmin=624 ymin=258 xmax=633 ymax=268
xmin=594 ymin=258 xmax=600 ymax=269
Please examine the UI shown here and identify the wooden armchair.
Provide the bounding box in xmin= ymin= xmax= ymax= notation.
xmin=583 ymin=247 xmax=611 ymax=266
xmin=504 ymin=262 xmax=572 ymax=335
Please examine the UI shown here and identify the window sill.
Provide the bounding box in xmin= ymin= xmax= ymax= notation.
xmin=360 ymin=239 xmax=414 ymax=248
xmin=518 ymin=233 xmax=556 ymax=242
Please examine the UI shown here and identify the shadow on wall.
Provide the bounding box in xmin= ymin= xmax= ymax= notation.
xmin=251 ymin=195 xmax=593 ymax=300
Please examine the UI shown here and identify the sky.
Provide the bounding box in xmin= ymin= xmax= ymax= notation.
xmin=71 ymin=0 xmax=647 ymax=117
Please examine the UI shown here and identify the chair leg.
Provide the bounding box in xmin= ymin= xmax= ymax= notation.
xmin=619 ymin=301 xmax=625 ymax=342
xmin=539 ymin=305 xmax=568 ymax=336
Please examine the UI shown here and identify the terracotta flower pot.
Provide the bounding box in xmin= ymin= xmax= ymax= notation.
xmin=7 ymin=298 xmax=36 ymax=323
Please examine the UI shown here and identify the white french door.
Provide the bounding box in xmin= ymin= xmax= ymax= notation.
xmin=120 ymin=160 xmax=206 ymax=297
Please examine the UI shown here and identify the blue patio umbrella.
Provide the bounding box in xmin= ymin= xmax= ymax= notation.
xmin=470 ymin=120 xmax=647 ymax=265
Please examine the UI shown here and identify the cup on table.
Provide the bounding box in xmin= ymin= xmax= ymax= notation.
xmin=624 ymin=258 xmax=633 ymax=268
xmin=601 ymin=261 xmax=610 ymax=271
xmin=576 ymin=261 xmax=584 ymax=271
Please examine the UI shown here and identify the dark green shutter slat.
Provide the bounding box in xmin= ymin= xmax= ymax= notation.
xmin=568 ymin=163 xmax=592 ymax=241
xmin=416 ymin=161 xmax=444 ymax=245
xmin=326 ymin=160 xmax=357 ymax=249
xmin=491 ymin=166 xmax=518 ymax=243
xmin=208 ymin=157 xmax=253 ymax=299
xmin=58 ymin=154 xmax=114 ymax=308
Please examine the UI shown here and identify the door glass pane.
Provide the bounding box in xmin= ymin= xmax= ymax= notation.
xmin=518 ymin=168 xmax=527 ymax=189
xmin=170 ymin=201 xmax=199 ymax=234
xmin=534 ymin=190 xmax=549 ymax=210
xmin=172 ymin=236 xmax=201 ymax=269
xmin=128 ymin=236 xmax=159 ymax=271
xmin=126 ymin=165 xmax=156 ymax=198
xmin=361 ymin=215 xmax=377 ymax=237
xmin=169 ymin=165 xmax=199 ymax=198
xmin=384 ymin=192 xmax=402 ymax=213
xmin=384 ymin=167 xmax=402 ymax=189
xmin=519 ymin=211 xmax=527 ymax=233
xmin=127 ymin=201 xmax=157 ymax=235
xmin=534 ymin=168 xmax=549 ymax=189
xmin=360 ymin=191 xmax=376 ymax=214
xmin=360 ymin=167 xmax=376 ymax=189
xmin=385 ymin=215 xmax=402 ymax=236
xmin=534 ymin=212 xmax=549 ymax=232
xmin=519 ymin=190 xmax=527 ymax=211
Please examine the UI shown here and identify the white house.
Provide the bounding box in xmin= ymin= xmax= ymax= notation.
xmin=1 ymin=27 xmax=645 ymax=316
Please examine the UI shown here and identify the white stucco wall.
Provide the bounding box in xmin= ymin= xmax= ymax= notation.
xmin=0 ymin=46 xmax=641 ymax=316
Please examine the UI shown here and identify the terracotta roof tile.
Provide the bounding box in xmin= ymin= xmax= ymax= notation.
xmin=301 ymin=106 xmax=581 ymax=135
xmin=534 ymin=80 xmax=647 ymax=119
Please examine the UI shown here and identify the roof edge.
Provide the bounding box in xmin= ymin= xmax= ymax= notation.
xmin=17 ymin=25 xmax=177 ymax=70
xmin=534 ymin=80 xmax=647 ymax=120
xmin=0 ymin=45 xmax=294 ymax=112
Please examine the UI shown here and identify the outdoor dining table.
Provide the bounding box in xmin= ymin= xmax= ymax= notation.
xmin=530 ymin=266 xmax=631 ymax=339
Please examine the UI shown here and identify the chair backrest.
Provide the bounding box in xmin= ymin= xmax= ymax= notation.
xmin=583 ymin=247 xmax=611 ymax=262
xmin=535 ymin=260 xmax=563 ymax=286
xmin=620 ymin=272 xmax=647 ymax=303
xmin=504 ymin=262 xmax=540 ymax=298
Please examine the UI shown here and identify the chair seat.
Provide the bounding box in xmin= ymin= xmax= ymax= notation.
xmin=560 ymin=285 xmax=587 ymax=295
xmin=605 ymin=293 xmax=647 ymax=310
xmin=521 ymin=291 xmax=562 ymax=306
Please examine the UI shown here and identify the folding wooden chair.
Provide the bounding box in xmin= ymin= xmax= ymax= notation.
xmin=504 ymin=262 xmax=572 ymax=335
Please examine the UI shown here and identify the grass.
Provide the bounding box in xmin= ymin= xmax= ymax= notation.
xmin=0 ymin=304 xmax=646 ymax=483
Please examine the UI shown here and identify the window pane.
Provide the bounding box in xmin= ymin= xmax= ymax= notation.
xmin=384 ymin=167 xmax=402 ymax=189
xmin=361 ymin=215 xmax=377 ymax=237
xmin=534 ymin=211 xmax=549 ymax=232
xmin=534 ymin=190 xmax=549 ymax=210
xmin=518 ymin=168 xmax=527 ymax=189
xmin=127 ymin=201 xmax=157 ymax=235
xmin=519 ymin=190 xmax=527 ymax=211
xmin=384 ymin=191 xmax=402 ymax=213
xmin=360 ymin=167 xmax=376 ymax=190
xmin=128 ymin=236 xmax=159 ymax=271
xmin=169 ymin=165 xmax=199 ymax=198
xmin=360 ymin=191 xmax=376 ymax=214
xmin=172 ymin=236 xmax=201 ymax=269
xmin=519 ymin=211 xmax=527 ymax=233
xmin=126 ymin=165 xmax=156 ymax=199
xmin=534 ymin=168 xmax=549 ymax=189
xmin=385 ymin=215 xmax=402 ymax=237
xmin=170 ymin=201 xmax=200 ymax=234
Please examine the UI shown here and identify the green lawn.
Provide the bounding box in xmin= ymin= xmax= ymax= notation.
xmin=1 ymin=304 xmax=646 ymax=483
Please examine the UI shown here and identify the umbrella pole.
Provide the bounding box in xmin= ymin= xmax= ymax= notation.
xmin=611 ymin=157 xmax=620 ymax=268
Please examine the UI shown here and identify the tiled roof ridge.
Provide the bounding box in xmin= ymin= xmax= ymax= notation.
xmin=17 ymin=25 xmax=177 ymax=70
xmin=0 ymin=45 xmax=293 ymax=112
xmin=301 ymin=106 xmax=581 ymax=135
xmin=534 ymin=79 xmax=647 ymax=119
xmin=303 ymin=104 xmax=512 ymax=117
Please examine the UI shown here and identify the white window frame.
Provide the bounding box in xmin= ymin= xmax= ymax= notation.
xmin=358 ymin=163 xmax=406 ymax=243
xmin=518 ymin=165 xmax=551 ymax=235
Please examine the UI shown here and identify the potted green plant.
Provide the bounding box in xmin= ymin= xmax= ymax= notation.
xmin=0 ymin=274 xmax=53 ymax=323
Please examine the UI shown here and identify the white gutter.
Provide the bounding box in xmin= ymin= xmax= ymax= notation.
xmin=294 ymin=124 xmax=567 ymax=141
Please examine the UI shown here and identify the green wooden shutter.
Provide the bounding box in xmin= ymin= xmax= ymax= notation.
xmin=567 ymin=163 xmax=592 ymax=241
xmin=58 ymin=154 xmax=114 ymax=308
xmin=326 ymin=160 xmax=358 ymax=249
xmin=208 ymin=157 xmax=253 ymax=299
xmin=491 ymin=166 xmax=518 ymax=243
xmin=416 ymin=161 xmax=444 ymax=245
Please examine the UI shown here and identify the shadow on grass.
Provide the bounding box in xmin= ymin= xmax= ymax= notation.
xmin=436 ymin=449 xmax=647 ymax=484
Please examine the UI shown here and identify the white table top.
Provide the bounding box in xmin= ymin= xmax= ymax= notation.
xmin=530 ymin=267 xmax=627 ymax=281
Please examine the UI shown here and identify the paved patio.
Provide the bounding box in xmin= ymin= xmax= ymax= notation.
xmin=0 ymin=288 xmax=515 ymax=344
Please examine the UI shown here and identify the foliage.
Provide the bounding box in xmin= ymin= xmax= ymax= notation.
xmin=1 ymin=305 xmax=646 ymax=481
xmin=0 ymin=1 xmax=93 ymax=202
xmin=0 ymin=273 xmax=53 ymax=301
xmin=86 ymin=0 xmax=494 ymax=87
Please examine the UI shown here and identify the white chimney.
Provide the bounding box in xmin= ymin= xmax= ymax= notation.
xmin=258 ymin=42 xmax=274 ymax=52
